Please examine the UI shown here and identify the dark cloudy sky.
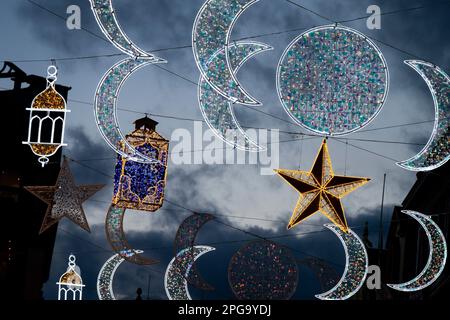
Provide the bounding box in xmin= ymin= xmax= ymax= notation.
xmin=1 ymin=0 xmax=449 ymax=300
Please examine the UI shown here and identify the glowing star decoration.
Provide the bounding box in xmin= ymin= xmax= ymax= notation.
xmin=316 ymin=224 xmax=368 ymax=300
xmin=22 ymin=65 xmax=70 ymax=167
xmin=199 ymin=41 xmax=272 ymax=151
xmin=174 ymin=213 xmax=216 ymax=291
xmin=228 ymin=241 xmax=298 ymax=300
xmin=277 ymin=25 xmax=389 ymax=136
xmin=25 ymin=158 xmax=105 ymax=234
xmin=193 ymin=0 xmax=263 ymax=105
xmin=387 ymin=210 xmax=447 ymax=292
xmin=97 ymin=249 xmax=144 ymax=300
xmin=90 ymin=0 xmax=167 ymax=163
xmin=89 ymin=0 xmax=165 ymax=62
xmin=113 ymin=117 xmax=169 ymax=211
xmin=106 ymin=205 xmax=158 ymax=265
xmin=57 ymin=255 xmax=85 ymax=300
xmin=165 ymin=246 xmax=216 ymax=300
xmin=275 ymin=139 xmax=370 ymax=232
xmin=396 ymin=61 xmax=450 ymax=171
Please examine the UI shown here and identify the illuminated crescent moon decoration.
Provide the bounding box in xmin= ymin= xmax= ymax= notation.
xmin=105 ymin=205 xmax=158 ymax=265
xmin=193 ymin=0 xmax=263 ymax=105
xmin=89 ymin=0 xmax=165 ymax=61
xmin=165 ymin=246 xmax=216 ymax=300
xmin=387 ymin=210 xmax=447 ymax=292
xmin=174 ymin=213 xmax=216 ymax=291
xmin=315 ymin=225 xmax=368 ymax=300
xmin=94 ymin=58 xmax=164 ymax=164
xmin=97 ymin=249 xmax=144 ymax=300
xmin=90 ymin=0 xmax=166 ymax=163
xmin=277 ymin=24 xmax=389 ymax=136
xmin=396 ymin=61 xmax=450 ymax=171
xmin=199 ymin=41 xmax=272 ymax=151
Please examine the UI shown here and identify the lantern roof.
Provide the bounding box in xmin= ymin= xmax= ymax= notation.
xmin=134 ymin=116 xmax=158 ymax=131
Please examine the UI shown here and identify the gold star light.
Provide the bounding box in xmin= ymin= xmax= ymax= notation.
xmin=275 ymin=139 xmax=370 ymax=233
xmin=25 ymin=158 xmax=105 ymax=234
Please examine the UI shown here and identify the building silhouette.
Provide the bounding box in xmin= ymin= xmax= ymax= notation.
xmin=0 ymin=62 xmax=71 ymax=300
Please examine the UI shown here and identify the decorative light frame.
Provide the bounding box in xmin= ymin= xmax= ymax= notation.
xmin=387 ymin=210 xmax=447 ymax=292
xmin=276 ymin=24 xmax=390 ymax=136
xmin=57 ymin=255 xmax=85 ymax=301
xmin=22 ymin=65 xmax=70 ymax=167
xmin=315 ymin=225 xmax=368 ymax=300
xmin=192 ymin=0 xmax=262 ymax=105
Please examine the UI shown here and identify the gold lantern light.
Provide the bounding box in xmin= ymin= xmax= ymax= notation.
xmin=22 ymin=65 xmax=70 ymax=167
xmin=112 ymin=116 xmax=169 ymax=212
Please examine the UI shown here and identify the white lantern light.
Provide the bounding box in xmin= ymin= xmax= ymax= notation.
xmin=22 ymin=65 xmax=70 ymax=167
xmin=56 ymin=255 xmax=85 ymax=300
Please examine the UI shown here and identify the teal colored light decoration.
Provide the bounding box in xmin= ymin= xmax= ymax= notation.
xmin=277 ymin=24 xmax=389 ymax=136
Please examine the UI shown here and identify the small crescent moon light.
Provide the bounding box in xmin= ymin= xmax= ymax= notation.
xmin=89 ymin=0 xmax=166 ymax=61
xmin=94 ymin=58 xmax=164 ymax=164
xmin=315 ymin=224 xmax=368 ymax=300
xmin=396 ymin=61 xmax=450 ymax=171
xmin=193 ymin=0 xmax=263 ymax=105
xmin=174 ymin=213 xmax=216 ymax=291
xmin=387 ymin=210 xmax=447 ymax=292
xmin=199 ymin=41 xmax=272 ymax=151
xmin=105 ymin=205 xmax=158 ymax=265
xmin=97 ymin=249 xmax=144 ymax=300
xmin=165 ymin=246 xmax=216 ymax=300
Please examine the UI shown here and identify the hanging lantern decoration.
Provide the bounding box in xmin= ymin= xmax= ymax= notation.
xmin=113 ymin=116 xmax=169 ymax=212
xmin=22 ymin=65 xmax=70 ymax=167
xmin=56 ymin=255 xmax=85 ymax=300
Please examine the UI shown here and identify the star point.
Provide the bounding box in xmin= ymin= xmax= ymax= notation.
xmin=276 ymin=139 xmax=370 ymax=233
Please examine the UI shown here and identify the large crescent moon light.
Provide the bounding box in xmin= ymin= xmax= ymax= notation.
xmin=105 ymin=205 xmax=158 ymax=265
xmin=199 ymin=41 xmax=272 ymax=151
xmin=165 ymin=246 xmax=216 ymax=300
xmin=90 ymin=0 xmax=167 ymax=164
xmin=315 ymin=225 xmax=368 ymax=300
xmin=94 ymin=58 xmax=164 ymax=164
xmin=89 ymin=0 xmax=166 ymax=61
xmin=193 ymin=0 xmax=263 ymax=105
xmin=397 ymin=61 xmax=450 ymax=171
xmin=97 ymin=249 xmax=144 ymax=300
xmin=388 ymin=210 xmax=447 ymax=292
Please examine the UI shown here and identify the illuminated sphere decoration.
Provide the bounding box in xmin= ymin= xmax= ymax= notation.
xmin=113 ymin=116 xmax=169 ymax=212
xmin=228 ymin=240 xmax=299 ymax=300
xmin=277 ymin=24 xmax=389 ymax=136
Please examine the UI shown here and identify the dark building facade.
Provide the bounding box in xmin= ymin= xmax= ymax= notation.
xmin=0 ymin=62 xmax=71 ymax=300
